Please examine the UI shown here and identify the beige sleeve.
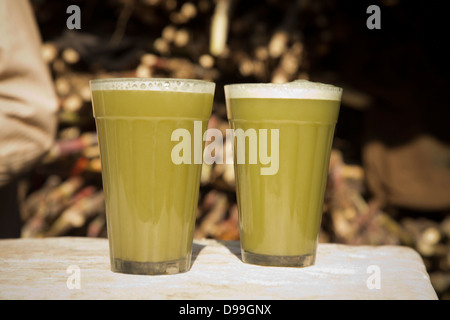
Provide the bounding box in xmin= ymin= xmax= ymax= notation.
xmin=0 ymin=0 xmax=58 ymax=187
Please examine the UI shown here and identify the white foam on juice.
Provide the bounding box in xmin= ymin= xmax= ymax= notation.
xmin=90 ymin=78 xmax=215 ymax=94
xmin=224 ymin=80 xmax=342 ymax=101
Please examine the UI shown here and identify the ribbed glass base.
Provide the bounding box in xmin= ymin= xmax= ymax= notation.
xmin=241 ymin=249 xmax=316 ymax=268
xmin=111 ymin=257 xmax=190 ymax=275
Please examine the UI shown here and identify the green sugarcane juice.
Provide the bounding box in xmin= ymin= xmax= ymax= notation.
xmin=91 ymin=78 xmax=214 ymax=275
xmin=225 ymin=81 xmax=342 ymax=267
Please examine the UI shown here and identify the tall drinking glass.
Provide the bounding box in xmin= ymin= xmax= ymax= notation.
xmin=91 ymin=78 xmax=215 ymax=275
xmin=225 ymin=80 xmax=342 ymax=267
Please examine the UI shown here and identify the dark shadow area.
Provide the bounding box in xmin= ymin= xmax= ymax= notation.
xmin=216 ymin=239 xmax=242 ymax=261
xmin=190 ymin=241 xmax=207 ymax=268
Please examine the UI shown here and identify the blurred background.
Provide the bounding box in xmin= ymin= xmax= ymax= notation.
xmin=1 ymin=0 xmax=449 ymax=299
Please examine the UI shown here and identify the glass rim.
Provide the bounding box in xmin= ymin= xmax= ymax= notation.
xmin=224 ymin=80 xmax=342 ymax=101
xmin=90 ymin=77 xmax=215 ymax=93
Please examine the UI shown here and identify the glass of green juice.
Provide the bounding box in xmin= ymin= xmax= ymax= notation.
xmin=224 ymin=80 xmax=342 ymax=267
xmin=90 ymin=78 xmax=215 ymax=275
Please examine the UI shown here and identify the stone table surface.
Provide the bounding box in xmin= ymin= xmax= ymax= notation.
xmin=0 ymin=237 xmax=437 ymax=300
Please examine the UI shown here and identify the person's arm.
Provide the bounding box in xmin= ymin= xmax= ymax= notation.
xmin=0 ymin=0 xmax=58 ymax=187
